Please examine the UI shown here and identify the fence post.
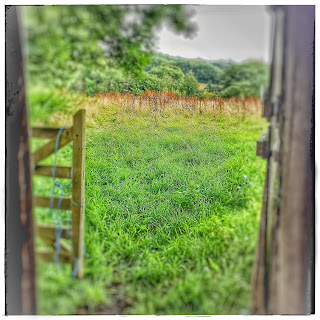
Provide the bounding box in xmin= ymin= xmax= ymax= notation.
xmin=6 ymin=6 xmax=36 ymax=314
xmin=72 ymin=109 xmax=86 ymax=278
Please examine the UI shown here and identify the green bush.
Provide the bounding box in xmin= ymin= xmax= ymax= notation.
xmin=180 ymin=72 xmax=199 ymax=96
xmin=218 ymin=62 xmax=269 ymax=98
xmin=27 ymin=87 xmax=73 ymax=125
xmin=219 ymin=81 xmax=254 ymax=98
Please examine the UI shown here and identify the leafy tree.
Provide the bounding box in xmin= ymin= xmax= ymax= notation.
xmin=144 ymin=66 xmax=199 ymax=95
xmin=210 ymin=84 xmax=224 ymax=94
xmin=181 ymin=72 xmax=199 ymax=96
xmin=144 ymin=54 xmax=175 ymax=71
xmin=206 ymin=80 xmax=214 ymax=93
xmin=68 ymin=66 xmax=127 ymax=95
xmin=211 ymin=60 xmax=234 ymax=70
xmin=147 ymin=53 xmax=225 ymax=84
xmin=219 ymin=84 xmax=244 ymax=98
xmin=148 ymin=65 xmax=184 ymax=81
xmin=24 ymin=5 xmax=197 ymax=86
xmin=174 ymin=59 xmax=192 ymax=74
xmin=196 ymin=89 xmax=206 ymax=99
xmin=218 ymin=62 xmax=269 ymax=98
xmin=189 ymin=61 xmax=221 ymax=83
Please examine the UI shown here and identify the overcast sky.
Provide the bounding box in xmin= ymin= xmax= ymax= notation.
xmin=156 ymin=5 xmax=271 ymax=63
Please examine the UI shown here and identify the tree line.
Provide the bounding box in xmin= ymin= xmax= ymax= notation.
xmin=24 ymin=5 xmax=269 ymax=99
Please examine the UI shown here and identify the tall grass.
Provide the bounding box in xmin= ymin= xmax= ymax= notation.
xmin=96 ymin=90 xmax=262 ymax=119
xmin=28 ymin=86 xmax=263 ymax=129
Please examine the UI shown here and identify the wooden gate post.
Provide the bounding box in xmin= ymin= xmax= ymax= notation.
xmin=250 ymin=5 xmax=314 ymax=315
xmin=71 ymin=109 xmax=86 ymax=278
xmin=6 ymin=6 xmax=36 ymax=314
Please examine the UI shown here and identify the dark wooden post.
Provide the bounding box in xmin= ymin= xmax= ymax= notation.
xmin=6 ymin=6 xmax=36 ymax=315
xmin=250 ymin=5 xmax=314 ymax=315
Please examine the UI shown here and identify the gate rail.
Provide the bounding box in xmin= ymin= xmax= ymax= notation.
xmin=30 ymin=109 xmax=86 ymax=278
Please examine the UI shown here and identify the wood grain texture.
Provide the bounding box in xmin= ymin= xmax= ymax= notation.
xmin=32 ymin=127 xmax=73 ymax=165
xmin=251 ymin=5 xmax=314 ymax=315
xmin=35 ymin=226 xmax=72 ymax=255
xmin=276 ymin=6 xmax=314 ymax=314
xmin=256 ymin=128 xmax=270 ymax=159
xmin=36 ymin=248 xmax=71 ymax=264
xmin=5 ymin=7 xmax=36 ymax=314
xmin=30 ymin=127 xmax=61 ymax=139
xmin=33 ymin=196 xmax=72 ymax=211
xmin=250 ymin=166 xmax=268 ymax=314
xmin=34 ymin=165 xmax=72 ymax=179
xmin=71 ymin=109 xmax=86 ymax=278
xmin=35 ymin=224 xmax=71 ymax=240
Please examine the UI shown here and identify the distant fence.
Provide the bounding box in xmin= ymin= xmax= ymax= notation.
xmin=96 ymin=90 xmax=262 ymax=120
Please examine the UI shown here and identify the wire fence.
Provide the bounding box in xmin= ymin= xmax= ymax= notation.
xmin=96 ymin=90 xmax=263 ymax=119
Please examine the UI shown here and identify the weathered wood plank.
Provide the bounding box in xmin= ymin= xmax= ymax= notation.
xmin=35 ymin=248 xmax=71 ymax=264
xmin=34 ymin=165 xmax=72 ymax=179
xmin=256 ymin=128 xmax=270 ymax=159
xmin=277 ymin=6 xmax=315 ymax=314
xmin=251 ymin=5 xmax=315 ymax=315
xmin=30 ymin=127 xmax=61 ymax=139
xmin=72 ymin=109 xmax=86 ymax=278
xmin=59 ymin=241 xmax=72 ymax=255
xmin=36 ymin=231 xmax=72 ymax=255
xmin=6 ymin=7 xmax=36 ymax=313
xmin=251 ymin=8 xmax=285 ymax=314
xmin=33 ymin=196 xmax=71 ymax=210
xmin=32 ymin=127 xmax=73 ymax=166
xmin=250 ymin=167 xmax=269 ymax=315
xmin=35 ymin=223 xmax=71 ymax=240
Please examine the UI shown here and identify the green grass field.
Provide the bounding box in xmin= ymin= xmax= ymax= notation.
xmin=29 ymin=87 xmax=267 ymax=315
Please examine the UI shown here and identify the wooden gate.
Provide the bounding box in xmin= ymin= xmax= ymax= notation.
xmin=251 ymin=6 xmax=314 ymax=314
xmin=30 ymin=109 xmax=86 ymax=278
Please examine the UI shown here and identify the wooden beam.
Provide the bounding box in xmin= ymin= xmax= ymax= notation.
xmin=6 ymin=7 xmax=36 ymax=313
xmin=72 ymin=109 xmax=86 ymax=278
xmin=257 ymin=128 xmax=270 ymax=159
xmin=38 ymin=235 xmax=54 ymax=248
xmin=36 ymin=229 xmax=72 ymax=256
xmin=59 ymin=241 xmax=72 ymax=255
xmin=35 ymin=223 xmax=71 ymax=240
xmin=35 ymin=248 xmax=71 ymax=264
xmin=251 ymin=6 xmax=315 ymax=315
xmin=33 ymin=196 xmax=71 ymax=211
xmin=40 ymin=237 xmax=71 ymax=255
xmin=30 ymin=127 xmax=61 ymax=139
xmin=32 ymin=127 xmax=73 ymax=166
xmin=34 ymin=166 xmax=72 ymax=179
